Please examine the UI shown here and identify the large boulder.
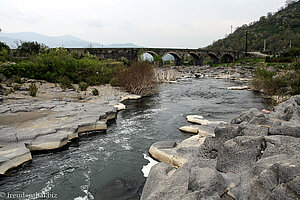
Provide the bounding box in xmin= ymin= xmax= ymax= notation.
xmin=249 ymin=154 xmax=300 ymax=200
xmin=216 ymin=136 xmax=264 ymax=173
xmin=270 ymin=95 xmax=300 ymax=121
xmin=141 ymin=162 xmax=190 ymax=200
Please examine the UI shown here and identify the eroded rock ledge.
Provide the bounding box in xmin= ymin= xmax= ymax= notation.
xmin=0 ymin=93 xmax=141 ymax=175
xmin=142 ymin=95 xmax=300 ymax=200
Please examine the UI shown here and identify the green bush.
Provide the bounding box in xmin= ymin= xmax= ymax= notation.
xmin=254 ymin=67 xmax=275 ymax=79
xmin=28 ymin=82 xmax=38 ymax=97
xmin=13 ymin=83 xmax=21 ymax=91
xmin=59 ymin=76 xmax=74 ymax=91
xmin=291 ymin=76 xmax=300 ymax=94
xmin=5 ymin=88 xmax=14 ymax=95
xmin=109 ymin=77 xmax=119 ymax=86
xmin=4 ymin=48 xmax=116 ymax=86
xmin=79 ymin=82 xmax=89 ymax=91
xmin=252 ymin=64 xmax=300 ymax=96
xmin=291 ymin=59 xmax=300 ymax=71
xmin=92 ymin=88 xmax=99 ymax=96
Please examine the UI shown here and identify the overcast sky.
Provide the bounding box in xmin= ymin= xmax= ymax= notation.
xmin=0 ymin=0 xmax=287 ymax=48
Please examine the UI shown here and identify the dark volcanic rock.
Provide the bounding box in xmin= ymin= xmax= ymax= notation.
xmin=142 ymin=95 xmax=300 ymax=200
xmin=216 ymin=136 xmax=264 ymax=173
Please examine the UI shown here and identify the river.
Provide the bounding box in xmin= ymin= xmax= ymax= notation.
xmin=0 ymin=78 xmax=270 ymax=200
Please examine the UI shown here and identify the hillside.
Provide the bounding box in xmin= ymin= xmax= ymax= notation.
xmin=206 ymin=0 xmax=300 ymax=53
xmin=0 ymin=32 xmax=140 ymax=48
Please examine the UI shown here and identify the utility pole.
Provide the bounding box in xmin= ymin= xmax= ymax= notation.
xmin=290 ymin=40 xmax=292 ymax=48
xmin=245 ymin=30 xmax=248 ymax=55
xmin=264 ymin=40 xmax=266 ymax=51
xmin=231 ymin=25 xmax=233 ymax=34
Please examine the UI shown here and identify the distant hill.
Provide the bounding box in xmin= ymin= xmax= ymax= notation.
xmin=206 ymin=0 xmax=300 ymax=52
xmin=104 ymin=43 xmax=140 ymax=48
xmin=0 ymin=32 xmax=140 ymax=49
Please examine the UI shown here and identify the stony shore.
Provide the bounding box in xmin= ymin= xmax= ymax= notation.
xmin=0 ymin=80 xmax=144 ymax=175
xmin=162 ymin=65 xmax=291 ymax=104
xmin=141 ymin=95 xmax=300 ymax=200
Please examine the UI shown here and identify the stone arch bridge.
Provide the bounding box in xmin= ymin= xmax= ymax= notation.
xmin=67 ymin=48 xmax=245 ymax=66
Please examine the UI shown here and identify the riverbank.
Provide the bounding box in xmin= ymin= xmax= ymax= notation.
xmin=141 ymin=95 xmax=300 ymax=200
xmin=163 ymin=65 xmax=293 ymax=104
xmin=0 ymin=79 xmax=145 ymax=175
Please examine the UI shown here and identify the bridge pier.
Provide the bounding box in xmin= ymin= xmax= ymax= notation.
xmin=174 ymin=58 xmax=183 ymax=66
xmin=193 ymin=58 xmax=203 ymax=66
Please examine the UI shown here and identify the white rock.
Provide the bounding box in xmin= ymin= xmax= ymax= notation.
xmin=177 ymin=135 xmax=207 ymax=148
xmin=186 ymin=115 xmax=204 ymax=124
xmin=178 ymin=126 xmax=199 ymax=134
xmin=113 ymin=103 xmax=126 ymax=111
xmin=187 ymin=115 xmax=226 ymax=125
xmin=120 ymin=94 xmax=142 ymax=102
xmin=227 ymin=86 xmax=249 ymax=90
xmin=0 ymin=144 xmax=32 ymax=175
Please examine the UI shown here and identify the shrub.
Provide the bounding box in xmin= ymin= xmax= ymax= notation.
xmin=291 ymin=76 xmax=300 ymax=95
xmin=11 ymin=75 xmax=22 ymax=84
xmin=59 ymin=76 xmax=74 ymax=91
xmin=92 ymin=88 xmax=99 ymax=96
xmin=13 ymin=83 xmax=21 ymax=91
xmin=0 ymin=42 xmax=11 ymax=52
xmin=291 ymin=59 xmax=300 ymax=71
xmin=5 ymin=88 xmax=14 ymax=95
xmin=28 ymin=82 xmax=38 ymax=96
xmin=109 ymin=77 xmax=119 ymax=86
xmin=2 ymin=48 xmax=117 ymax=86
xmin=79 ymin=82 xmax=88 ymax=91
xmin=0 ymin=48 xmax=10 ymax=62
xmin=116 ymin=61 xmax=157 ymax=96
xmin=252 ymin=65 xmax=300 ymax=96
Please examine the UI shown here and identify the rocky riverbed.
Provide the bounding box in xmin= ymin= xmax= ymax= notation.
xmin=172 ymin=65 xmax=254 ymax=81
xmin=141 ymin=95 xmax=300 ymax=200
xmin=0 ymin=80 xmax=145 ymax=175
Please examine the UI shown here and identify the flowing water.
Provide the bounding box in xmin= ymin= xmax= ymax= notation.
xmin=0 ymin=78 xmax=270 ymax=200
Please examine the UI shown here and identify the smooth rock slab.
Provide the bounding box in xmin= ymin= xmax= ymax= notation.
xmin=227 ymin=86 xmax=249 ymax=90
xmin=186 ymin=115 xmax=203 ymax=124
xmin=187 ymin=116 xmax=226 ymax=125
xmin=25 ymin=131 xmax=69 ymax=151
xmin=149 ymin=141 xmax=185 ymax=168
xmin=149 ymin=135 xmax=208 ymax=168
xmin=120 ymin=94 xmax=142 ymax=102
xmin=77 ymin=121 xmax=107 ymax=134
xmin=0 ymin=144 xmax=32 ymax=175
xmin=178 ymin=126 xmax=199 ymax=134
xmin=113 ymin=103 xmax=126 ymax=111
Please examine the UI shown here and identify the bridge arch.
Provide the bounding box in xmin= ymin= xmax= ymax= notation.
xmin=143 ymin=51 xmax=157 ymax=57
xmin=140 ymin=51 xmax=157 ymax=62
xmin=207 ymin=53 xmax=220 ymax=64
xmin=163 ymin=52 xmax=183 ymax=66
xmin=221 ymin=53 xmax=234 ymax=63
xmin=188 ymin=52 xmax=203 ymax=66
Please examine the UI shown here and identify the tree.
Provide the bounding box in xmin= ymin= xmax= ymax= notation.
xmin=17 ymin=41 xmax=48 ymax=56
xmin=285 ymin=0 xmax=297 ymax=6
